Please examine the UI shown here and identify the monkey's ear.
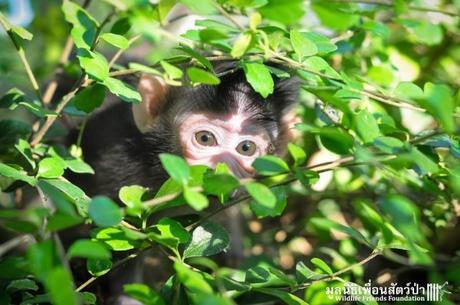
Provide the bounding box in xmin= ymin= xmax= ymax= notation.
xmin=133 ymin=74 xmax=168 ymax=133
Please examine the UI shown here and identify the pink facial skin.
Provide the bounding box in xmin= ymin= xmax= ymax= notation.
xmin=179 ymin=112 xmax=273 ymax=178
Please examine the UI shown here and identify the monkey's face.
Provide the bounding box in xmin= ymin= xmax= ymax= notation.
xmin=179 ymin=112 xmax=273 ymax=178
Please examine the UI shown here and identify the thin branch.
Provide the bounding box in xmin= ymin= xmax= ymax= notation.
xmin=291 ymin=250 xmax=381 ymax=292
xmin=0 ymin=235 xmax=33 ymax=257
xmin=0 ymin=14 xmax=43 ymax=104
xmin=214 ymin=4 xmax=245 ymax=30
xmin=30 ymin=8 xmax=117 ymax=147
xmin=42 ymin=0 xmax=93 ymax=105
xmin=76 ymin=251 xmax=141 ymax=292
xmin=108 ymin=34 xmax=141 ymax=68
xmin=31 ymin=75 xmax=86 ymax=146
xmin=327 ymin=0 xmax=459 ymax=17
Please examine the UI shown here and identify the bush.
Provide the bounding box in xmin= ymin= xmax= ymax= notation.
xmin=0 ymin=1 xmax=459 ymax=304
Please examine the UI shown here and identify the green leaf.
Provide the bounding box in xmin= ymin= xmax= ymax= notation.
xmin=373 ymin=136 xmax=405 ymax=154
xmin=252 ymin=155 xmax=290 ymax=176
xmin=302 ymin=32 xmax=337 ymax=55
xmin=394 ymin=82 xmax=424 ymax=100
xmin=183 ymin=221 xmax=230 ymax=258
xmin=303 ymin=56 xmax=342 ymax=80
xmin=0 ymin=88 xmax=56 ymax=117
xmin=65 ymin=158 xmax=95 ymax=174
xmin=160 ymin=61 xmax=183 ymax=79
xmin=38 ymin=179 xmax=90 ymax=217
xmin=119 ymin=185 xmax=147 ymax=217
xmin=310 ymin=258 xmax=333 ymax=275
xmin=128 ymin=63 xmax=161 ymax=75
xmin=0 ymin=13 xmax=33 ymax=46
xmin=103 ymin=77 xmax=141 ymax=103
xmin=249 ymin=11 xmax=262 ymax=30
xmin=62 ymin=0 xmax=98 ymax=49
xmin=100 ymin=33 xmax=130 ymax=49
xmin=243 ymin=62 xmax=274 ymax=98
xmin=411 ymin=20 xmax=443 ymax=46
xmin=311 ymin=3 xmax=359 ymax=30
xmin=73 ymin=84 xmax=106 ymax=113
xmin=68 ymin=239 xmax=111 ymax=260
xmin=254 ymin=288 xmax=308 ymax=305
xmin=87 ymin=258 xmax=112 ymax=277
xmin=174 ymin=261 xmax=213 ymax=293
xmin=156 ymin=218 xmax=190 ymax=244
xmin=45 ymin=267 xmax=78 ymax=305
xmin=258 ymin=0 xmax=304 ymax=25
xmin=187 ymin=67 xmax=220 ymax=85
xmin=77 ymin=49 xmax=109 ymax=81
xmin=297 ymin=126 xmax=354 ymax=155
xmin=203 ymin=173 xmax=240 ymax=201
xmin=231 ymin=32 xmax=252 ymax=58
xmin=111 ymin=17 xmax=131 ymax=35
xmin=124 ymin=284 xmax=166 ymax=305
xmin=184 ymin=187 xmax=209 ymax=211
xmin=421 ymin=83 xmax=455 ymax=133
xmin=410 ymin=147 xmax=439 ymax=175
xmin=159 ymin=153 xmax=190 ymax=186
xmin=37 ymin=157 xmax=66 ymax=179
xmin=6 ymin=279 xmax=38 ymax=292
xmin=27 ymin=240 xmax=59 ymax=281
xmin=47 ymin=213 xmax=83 ymax=232
xmin=245 ymin=182 xmax=276 ymax=208
xmin=296 ymin=261 xmax=325 ymax=283
xmin=287 ymin=143 xmax=306 ymax=166
xmin=250 ymin=186 xmax=287 ymax=218
xmin=0 ymin=163 xmax=36 ymax=186
xmin=354 ymin=109 xmax=381 ymax=143
xmin=102 ymin=0 xmax=128 ymax=11
xmin=15 ymin=139 xmax=35 ymax=170
xmin=88 ymin=196 xmax=123 ymax=227
xmin=93 ymin=227 xmax=141 ymax=251
xmin=290 ymin=29 xmax=318 ymax=59
xmin=309 ymin=218 xmax=370 ymax=246
xmin=178 ymin=45 xmax=213 ymax=71
xmin=179 ymin=0 xmax=217 ymax=15
xmin=381 ymin=195 xmax=421 ymax=242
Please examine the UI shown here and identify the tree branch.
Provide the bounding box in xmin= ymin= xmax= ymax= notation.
xmin=328 ymin=0 xmax=459 ymax=17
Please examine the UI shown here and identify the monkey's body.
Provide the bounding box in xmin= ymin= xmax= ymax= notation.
xmin=68 ymin=102 xmax=171 ymax=199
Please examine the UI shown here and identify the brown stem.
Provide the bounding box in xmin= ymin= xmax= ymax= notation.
xmin=42 ymin=0 xmax=93 ymax=105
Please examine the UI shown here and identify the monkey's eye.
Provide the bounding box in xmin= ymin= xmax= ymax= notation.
xmin=236 ymin=140 xmax=257 ymax=156
xmin=195 ymin=131 xmax=217 ymax=146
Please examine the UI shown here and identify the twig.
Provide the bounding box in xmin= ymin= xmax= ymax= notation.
xmin=214 ymin=4 xmax=245 ymax=30
xmin=291 ymin=250 xmax=381 ymax=292
xmin=327 ymin=0 xmax=459 ymax=17
xmin=30 ymin=8 xmax=117 ymax=147
xmin=76 ymin=251 xmax=141 ymax=292
xmin=0 ymin=13 xmax=43 ymax=104
xmin=108 ymin=34 xmax=141 ymax=68
xmin=31 ymin=75 xmax=86 ymax=146
xmin=0 ymin=235 xmax=33 ymax=257
xmin=42 ymin=0 xmax=93 ymax=105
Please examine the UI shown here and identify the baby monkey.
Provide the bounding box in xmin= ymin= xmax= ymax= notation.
xmin=67 ymin=61 xmax=298 ymax=304
xmin=71 ymin=62 xmax=298 ymax=198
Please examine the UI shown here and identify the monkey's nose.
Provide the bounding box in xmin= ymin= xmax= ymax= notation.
xmin=210 ymin=153 xmax=254 ymax=178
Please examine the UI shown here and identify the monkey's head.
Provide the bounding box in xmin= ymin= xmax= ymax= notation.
xmin=134 ymin=62 xmax=299 ymax=178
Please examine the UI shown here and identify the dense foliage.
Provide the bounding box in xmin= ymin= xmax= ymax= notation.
xmin=0 ymin=0 xmax=459 ymax=304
